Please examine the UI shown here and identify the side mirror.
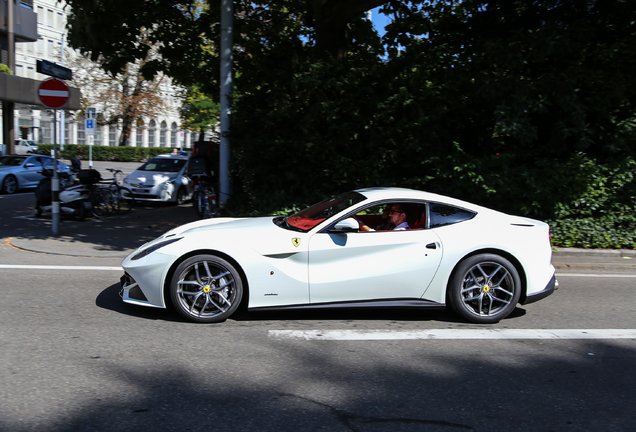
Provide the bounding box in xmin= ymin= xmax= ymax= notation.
xmin=328 ymin=218 xmax=359 ymax=234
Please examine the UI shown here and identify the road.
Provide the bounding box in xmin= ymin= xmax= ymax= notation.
xmin=0 ymin=175 xmax=635 ymax=432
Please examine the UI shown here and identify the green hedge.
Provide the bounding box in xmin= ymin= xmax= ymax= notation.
xmin=35 ymin=144 xmax=191 ymax=162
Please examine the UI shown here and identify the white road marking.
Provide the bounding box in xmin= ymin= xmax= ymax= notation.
xmin=557 ymin=273 xmax=636 ymax=278
xmin=0 ymin=264 xmax=121 ymax=271
xmin=269 ymin=329 xmax=636 ymax=341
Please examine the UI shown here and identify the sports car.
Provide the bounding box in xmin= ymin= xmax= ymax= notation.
xmin=120 ymin=187 xmax=557 ymax=324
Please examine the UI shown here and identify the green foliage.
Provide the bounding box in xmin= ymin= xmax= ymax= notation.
xmin=63 ymin=0 xmax=636 ymax=249
xmin=181 ymin=86 xmax=220 ymax=138
xmin=0 ymin=63 xmax=11 ymax=74
xmin=35 ymin=144 xmax=184 ymax=162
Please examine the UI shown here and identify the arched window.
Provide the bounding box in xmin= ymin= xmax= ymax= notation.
xmin=136 ymin=119 xmax=145 ymax=147
xmin=109 ymin=125 xmax=117 ymax=146
xmin=160 ymin=121 xmax=167 ymax=147
xmin=148 ymin=120 xmax=156 ymax=147
xmin=171 ymin=122 xmax=178 ymax=147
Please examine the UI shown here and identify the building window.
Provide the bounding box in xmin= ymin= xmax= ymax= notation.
xmin=160 ymin=121 xmax=167 ymax=147
xmin=78 ymin=117 xmax=85 ymax=145
xmin=109 ymin=125 xmax=117 ymax=146
xmin=41 ymin=121 xmax=52 ymax=143
xmin=148 ymin=120 xmax=156 ymax=147
xmin=171 ymin=122 xmax=178 ymax=147
xmin=136 ymin=119 xmax=144 ymax=146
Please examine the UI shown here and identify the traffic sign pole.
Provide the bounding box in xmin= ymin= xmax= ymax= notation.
xmin=38 ymin=78 xmax=71 ymax=236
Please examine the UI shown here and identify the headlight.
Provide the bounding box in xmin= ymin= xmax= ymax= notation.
xmin=131 ymin=237 xmax=182 ymax=260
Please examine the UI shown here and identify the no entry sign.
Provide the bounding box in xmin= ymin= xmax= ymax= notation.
xmin=37 ymin=78 xmax=70 ymax=109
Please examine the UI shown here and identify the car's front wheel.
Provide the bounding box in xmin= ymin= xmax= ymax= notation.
xmin=448 ymin=254 xmax=521 ymax=324
xmin=175 ymin=187 xmax=187 ymax=205
xmin=1 ymin=175 xmax=18 ymax=194
xmin=170 ymin=254 xmax=243 ymax=323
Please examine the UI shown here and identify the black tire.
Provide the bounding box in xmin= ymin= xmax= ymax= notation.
xmin=169 ymin=254 xmax=243 ymax=323
xmin=110 ymin=185 xmax=134 ymax=214
xmin=447 ymin=254 xmax=521 ymax=324
xmin=1 ymin=175 xmax=18 ymax=194
xmin=196 ymin=190 xmax=207 ymax=217
xmin=192 ymin=189 xmax=201 ymax=214
xmin=72 ymin=201 xmax=86 ymax=221
xmin=175 ymin=187 xmax=187 ymax=205
xmin=91 ymin=188 xmax=112 ymax=218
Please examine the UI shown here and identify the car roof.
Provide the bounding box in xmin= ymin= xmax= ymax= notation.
xmin=355 ymin=187 xmax=491 ymax=214
xmin=151 ymin=153 xmax=190 ymax=161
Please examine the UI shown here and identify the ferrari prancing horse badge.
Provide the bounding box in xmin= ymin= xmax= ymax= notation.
xmin=292 ymin=238 xmax=301 ymax=247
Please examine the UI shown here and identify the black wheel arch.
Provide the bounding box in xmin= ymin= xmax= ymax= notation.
xmin=446 ymin=248 xmax=528 ymax=304
xmin=163 ymin=249 xmax=250 ymax=311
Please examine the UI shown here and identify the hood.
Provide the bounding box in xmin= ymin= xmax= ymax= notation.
xmin=127 ymin=169 xmax=179 ymax=185
xmin=161 ymin=216 xmax=304 ymax=256
xmin=166 ymin=217 xmax=273 ymax=237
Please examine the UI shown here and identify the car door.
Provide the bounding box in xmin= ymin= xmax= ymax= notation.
xmin=307 ymin=228 xmax=443 ymax=304
xmin=20 ymin=156 xmax=45 ymax=186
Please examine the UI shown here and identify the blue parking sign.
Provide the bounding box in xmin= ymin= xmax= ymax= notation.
xmin=85 ymin=119 xmax=95 ymax=135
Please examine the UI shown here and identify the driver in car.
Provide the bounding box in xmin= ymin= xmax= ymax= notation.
xmin=360 ymin=204 xmax=411 ymax=231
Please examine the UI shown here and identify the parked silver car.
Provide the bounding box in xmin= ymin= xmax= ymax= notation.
xmin=0 ymin=155 xmax=72 ymax=194
xmin=121 ymin=153 xmax=192 ymax=204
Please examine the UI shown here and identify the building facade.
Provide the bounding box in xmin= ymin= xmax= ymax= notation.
xmin=12 ymin=0 xmax=197 ymax=149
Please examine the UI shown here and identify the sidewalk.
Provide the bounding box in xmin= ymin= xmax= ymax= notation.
xmin=9 ymin=204 xmax=201 ymax=258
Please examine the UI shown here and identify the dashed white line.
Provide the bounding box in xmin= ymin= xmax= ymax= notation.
xmin=269 ymin=329 xmax=636 ymax=341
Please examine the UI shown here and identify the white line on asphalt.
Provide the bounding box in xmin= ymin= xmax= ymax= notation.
xmin=0 ymin=264 xmax=121 ymax=271
xmin=269 ymin=329 xmax=636 ymax=341
xmin=557 ymin=273 xmax=636 ymax=278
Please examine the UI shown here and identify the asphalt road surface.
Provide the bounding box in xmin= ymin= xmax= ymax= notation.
xmin=1 ymin=173 xmax=635 ymax=432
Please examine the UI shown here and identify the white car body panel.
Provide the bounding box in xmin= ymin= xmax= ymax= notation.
xmin=307 ymin=229 xmax=443 ymax=303
xmin=120 ymin=187 xmax=556 ymax=321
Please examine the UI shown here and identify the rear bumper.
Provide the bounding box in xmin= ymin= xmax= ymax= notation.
xmin=521 ymin=274 xmax=558 ymax=305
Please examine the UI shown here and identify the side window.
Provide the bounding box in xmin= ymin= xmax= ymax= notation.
xmin=429 ymin=203 xmax=476 ymax=228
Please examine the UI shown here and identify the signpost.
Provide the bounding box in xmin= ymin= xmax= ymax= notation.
xmin=86 ymin=108 xmax=96 ymax=168
xmin=37 ymin=78 xmax=71 ymax=235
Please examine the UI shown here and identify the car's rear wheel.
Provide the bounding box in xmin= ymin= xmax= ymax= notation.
xmin=448 ymin=254 xmax=521 ymax=324
xmin=1 ymin=175 xmax=17 ymax=194
xmin=170 ymin=254 xmax=243 ymax=323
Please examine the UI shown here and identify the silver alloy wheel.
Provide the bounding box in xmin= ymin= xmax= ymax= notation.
xmin=449 ymin=254 xmax=521 ymax=323
xmin=170 ymin=255 xmax=243 ymax=323
xmin=2 ymin=175 xmax=17 ymax=194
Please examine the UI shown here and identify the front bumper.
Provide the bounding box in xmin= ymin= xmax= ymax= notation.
xmin=119 ymin=272 xmax=162 ymax=308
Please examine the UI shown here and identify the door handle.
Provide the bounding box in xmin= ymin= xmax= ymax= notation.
xmin=426 ymin=243 xmax=437 ymax=249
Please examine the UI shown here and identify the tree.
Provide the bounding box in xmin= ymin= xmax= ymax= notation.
xmin=181 ymin=86 xmax=220 ymax=142
xmin=66 ymin=46 xmax=177 ymax=146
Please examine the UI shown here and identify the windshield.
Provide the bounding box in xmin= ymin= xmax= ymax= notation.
xmin=285 ymin=191 xmax=366 ymax=232
xmin=138 ymin=158 xmax=186 ymax=173
xmin=0 ymin=156 xmax=26 ymax=167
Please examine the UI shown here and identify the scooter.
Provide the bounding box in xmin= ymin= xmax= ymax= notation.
xmin=34 ymin=159 xmax=100 ymax=221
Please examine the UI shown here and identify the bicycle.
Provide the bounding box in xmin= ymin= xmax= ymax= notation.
xmin=104 ymin=168 xmax=135 ymax=215
xmin=191 ymin=174 xmax=220 ymax=219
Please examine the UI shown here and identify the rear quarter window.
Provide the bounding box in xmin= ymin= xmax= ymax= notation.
xmin=429 ymin=203 xmax=476 ymax=228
